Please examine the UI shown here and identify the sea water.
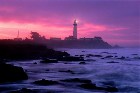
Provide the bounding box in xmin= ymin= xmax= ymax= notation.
xmin=0 ymin=48 xmax=140 ymax=93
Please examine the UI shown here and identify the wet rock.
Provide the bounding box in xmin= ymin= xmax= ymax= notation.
xmin=104 ymin=86 xmax=118 ymax=92
xmin=75 ymin=55 xmax=79 ymax=56
xmin=58 ymin=56 xmax=84 ymax=61
xmin=0 ymin=63 xmax=28 ymax=83
xmin=134 ymin=57 xmax=140 ymax=59
xmin=86 ymin=59 xmax=96 ymax=61
xmin=58 ymin=70 xmax=75 ymax=74
xmin=117 ymin=56 xmax=125 ymax=60
xmin=101 ymin=52 xmax=109 ymax=54
xmin=33 ymin=62 xmax=37 ymax=64
xmin=86 ymin=55 xmax=90 ymax=58
xmin=107 ymin=61 xmax=119 ymax=63
xmin=131 ymin=54 xmax=138 ymax=55
xmin=94 ymin=55 xmax=102 ymax=57
xmin=80 ymin=55 xmax=84 ymax=57
xmin=79 ymin=83 xmax=118 ymax=92
xmin=40 ymin=58 xmax=58 ymax=63
xmin=101 ymin=81 xmax=116 ymax=87
xmin=104 ymin=55 xmax=113 ymax=58
xmin=45 ymin=69 xmax=50 ymax=71
xmin=86 ymin=54 xmax=94 ymax=57
xmin=33 ymin=79 xmax=58 ymax=85
xmin=79 ymin=83 xmax=97 ymax=89
xmin=61 ymin=78 xmax=92 ymax=83
xmin=79 ymin=62 xmax=86 ymax=64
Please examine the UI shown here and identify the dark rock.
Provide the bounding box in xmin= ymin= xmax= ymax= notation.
xmin=80 ymin=55 xmax=84 ymax=57
xmin=0 ymin=41 xmax=70 ymax=60
xmin=58 ymin=70 xmax=75 ymax=74
xmin=40 ymin=58 xmax=58 ymax=63
xmin=0 ymin=63 xmax=28 ymax=83
xmin=33 ymin=79 xmax=58 ymax=85
xmin=86 ymin=56 xmax=90 ymax=58
xmin=58 ymin=56 xmax=84 ymax=61
xmin=104 ymin=55 xmax=113 ymax=58
xmin=86 ymin=59 xmax=96 ymax=61
xmin=104 ymin=86 xmax=118 ymax=92
xmin=79 ymin=62 xmax=86 ymax=64
xmin=75 ymin=55 xmax=79 ymax=56
xmin=79 ymin=83 xmax=97 ymax=89
xmin=101 ymin=52 xmax=109 ymax=54
xmin=79 ymin=83 xmax=118 ymax=92
xmin=131 ymin=54 xmax=138 ymax=55
xmin=93 ymin=55 xmax=102 ymax=57
xmin=117 ymin=56 xmax=125 ymax=60
xmin=46 ymin=69 xmax=50 ymax=71
xmin=33 ymin=62 xmax=37 ymax=64
xmin=82 ymin=51 xmax=85 ymax=52
xmin=86 ymin=54 xmax=94 ymax=57
xmin=107 ymin=61 xmax=119 ymax=63
xmin=134 ymin=57 xmax=140 ymax=59
xmin=101 ymin=81 xmax=116 ymax=87
xmin=61 ymin=78 xmax=92 ymax=83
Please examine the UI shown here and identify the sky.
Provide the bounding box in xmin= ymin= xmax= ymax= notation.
xmin=0 ymin=0 xmax=139 ymax=47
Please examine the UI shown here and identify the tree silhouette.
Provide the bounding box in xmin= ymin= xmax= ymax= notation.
xmin=30 ymin=32 xmax=46 ymax=42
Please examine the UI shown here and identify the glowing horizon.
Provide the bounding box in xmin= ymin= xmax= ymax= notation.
xmin=0 ymin=0 xmax=139 ymax=47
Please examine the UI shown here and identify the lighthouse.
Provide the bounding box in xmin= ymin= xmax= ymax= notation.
xmin=73 ymin=19 xmax=77 ymax=39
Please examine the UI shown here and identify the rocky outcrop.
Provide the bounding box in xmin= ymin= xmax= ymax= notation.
xmin=33 ymin=79 xmax=58 ymax=85
xmin=0 ymin=63 xmax=28 ymax=83
xmin=57 ymin=56 xmax=84 ymax=61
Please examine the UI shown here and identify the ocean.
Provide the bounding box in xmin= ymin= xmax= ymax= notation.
xmin=0 ymin=48 xmax=140 ymax=93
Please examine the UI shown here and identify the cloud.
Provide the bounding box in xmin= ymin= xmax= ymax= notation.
xmin=0 ymin=0 xmax=139 ymax=47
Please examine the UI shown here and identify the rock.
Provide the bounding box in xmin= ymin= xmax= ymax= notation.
xmin=107 ymin=61 xmax=119 ymax=63
xmin=134 ymin=57 xmax=140 ymax=59
xmin=81 ymin=51 xmax=85 ymax=52
xmin=79 ymin=62 xmax=86 ymax=64
xmin=101 ymin=52 xmax=109 ymax=54
xmin=75 ymin=55 xmax=79 ymax=56
xmin=115 ymin=56 xmax=118 ymax=58
xmin=86 ymin=54 xmax=94 ymax=57
xmin=104 ymin=86 xmax=118 ymax=92
xmin=79 ymin=83 xmax=97 ymax=89
xmin=0 ymin=63 xmax=28 ymax=83
xmin=93 ymin=55 xmax=102 ymax=57
xmin=104 ymin=55 xmax=113 ymax=58
xmin=80 ymin=55 xmax=84 ymax=57
xmin=61 ymin=78 xmax=92 ymax=83
xmin=40 ymin=58 xmax=58 ymax=63
xmin=101 ymin=81 xmax=116 ymax=87
xmin=33 ymin=62 xmax=37 ymax=64
xmin=33 ymin=79 xmax=58 ymax=85
xmin=131 ymin=54 xmax=138 ymax=55
xmin=79 ymin=83 xmax=118 ymax=92
xmin=58 ymin=70 xmax=75 ymax=74
xmin=117 ymin=56 xmax=125 ymax=60
xmin=58 ymin=56 xmax=84 ymax=61
xmin=86 ymin=59 xmax=96 ymax=61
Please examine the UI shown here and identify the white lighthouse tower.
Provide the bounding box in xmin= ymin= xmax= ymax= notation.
xmin=73 ymin=19 xmax=77 ymax=39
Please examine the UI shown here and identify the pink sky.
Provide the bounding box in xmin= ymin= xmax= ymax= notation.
xmin=0 ymin=0 xmax=139 ymax=47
